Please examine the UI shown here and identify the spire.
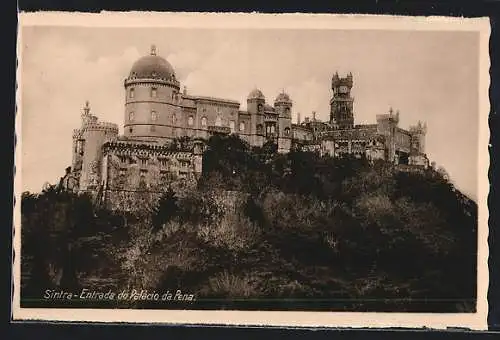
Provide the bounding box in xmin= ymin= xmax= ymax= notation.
xmin=83 ymin=100 xmax=90 ymax=115
xmin=150 ymin=44 xmax=157 ymax=56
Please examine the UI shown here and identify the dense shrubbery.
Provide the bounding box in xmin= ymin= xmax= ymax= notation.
xmin=20 ymin=135 xmax=477 ymax=312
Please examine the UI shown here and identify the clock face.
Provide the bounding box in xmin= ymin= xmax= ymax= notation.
xmin=339 ymin=86 xmax=348 ymax=94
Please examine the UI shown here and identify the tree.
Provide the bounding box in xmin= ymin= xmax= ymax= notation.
xmin=151 ymin=187 xmax=179 ymax=232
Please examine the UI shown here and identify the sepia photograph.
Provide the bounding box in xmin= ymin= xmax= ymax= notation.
xmin=13 ymin=12 xmax=490 ymax=329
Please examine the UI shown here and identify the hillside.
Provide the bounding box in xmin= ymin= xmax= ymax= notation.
xmin=20 ymin=135 xmax=478 ymax=312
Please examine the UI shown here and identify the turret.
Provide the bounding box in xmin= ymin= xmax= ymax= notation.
xmin=330 ymin=71 xmax=355 ymax=129
xmin=247 ymin=88 xmax=266 ymax=146
xmin=409 ymin=120 xmax=427 ymax=154
xmin=376 ymin=107 xmax=401 ymax=163
xmin=274 ymin=91 xmax=293 ymax=153
xmin=124 ymin=44 xmax=180 ymax=142
xmin=74 ymin=101 xmax=119 ymax=191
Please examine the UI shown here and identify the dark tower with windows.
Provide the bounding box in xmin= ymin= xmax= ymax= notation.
xmin=330 ymin=72 xmax=354 ymax=129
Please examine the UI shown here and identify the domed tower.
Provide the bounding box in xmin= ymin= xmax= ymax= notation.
xmin=247 ymin=88 xmax=266 ymax=146
xmin=274 ymin=91 xmax=292 ymax=153
xmin=124 ymin=45 xmax=181 ymax=142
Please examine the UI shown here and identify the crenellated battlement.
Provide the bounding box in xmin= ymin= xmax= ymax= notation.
xmin=73 ymin=129 xmax=83 ymax=139
xmin=103 ymin=141 xmax=195 ymax=158
xmin=124 ymin=77 xmax=180 ymax=89
xmin=82 ymin=122 xmax=119 ymax=134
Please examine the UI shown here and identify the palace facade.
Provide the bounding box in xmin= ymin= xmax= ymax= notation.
xmin=63 ymin=45 xmax=429 ymax=206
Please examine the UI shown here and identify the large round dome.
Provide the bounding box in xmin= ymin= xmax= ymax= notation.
xmin=129 ymin=47 xmax=176 ymax=79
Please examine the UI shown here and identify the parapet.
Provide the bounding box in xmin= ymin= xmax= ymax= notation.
xmin=102 ymin=140 xmax=196 ymax=159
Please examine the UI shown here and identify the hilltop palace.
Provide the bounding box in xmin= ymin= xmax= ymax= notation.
xmin=61 ymin=45 xmax=429 ymax=206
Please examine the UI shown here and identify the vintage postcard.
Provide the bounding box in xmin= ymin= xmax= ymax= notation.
xmin=13 ymin=12 xmax=490 ymax=329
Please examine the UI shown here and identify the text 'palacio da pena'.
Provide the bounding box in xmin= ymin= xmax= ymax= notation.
xmin=63 ymin=45 xmax=430 ymax=207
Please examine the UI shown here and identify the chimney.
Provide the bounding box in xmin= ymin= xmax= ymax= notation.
xmin=297 ymin=112 xmax=301 ymax=124
xmin=312 ymin=111 xmax=316 ymax=121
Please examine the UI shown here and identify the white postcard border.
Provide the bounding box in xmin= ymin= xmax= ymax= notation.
xmin=13 ymin=12 xmax=491 ymax=330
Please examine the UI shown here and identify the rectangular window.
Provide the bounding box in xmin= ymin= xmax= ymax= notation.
xmin=151 ymin=110 xmax=158 ymax=121
xmin=129 ymin=88 xmax=135 ymax=98
xmin=140 ymin=158 xmax=147 ymax=166
xmin=151 ymin=87 xmax=157 ymax=98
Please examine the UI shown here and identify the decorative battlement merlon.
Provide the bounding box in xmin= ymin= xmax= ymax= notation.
xmin=82 ymin=122 xmax=119 ymax=133
xmin=124 ymin=78 xmax=181 ymax=88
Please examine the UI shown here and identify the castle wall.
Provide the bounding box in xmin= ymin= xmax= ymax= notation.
xmin=292 ymin=125 xmax=314 ymax=142
xmin=394 ymin=128 xmax=412 ymax=154
xmin=102 ymin=142 xmax=202 ymax=210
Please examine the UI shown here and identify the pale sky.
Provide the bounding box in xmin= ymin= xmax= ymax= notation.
xmin=20 ymin=26 xmax=480 ymax=200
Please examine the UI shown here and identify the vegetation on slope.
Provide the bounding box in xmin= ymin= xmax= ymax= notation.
xmin=20 ymin=135 xmax=477 ymax=312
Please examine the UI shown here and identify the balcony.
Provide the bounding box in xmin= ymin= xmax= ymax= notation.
xmin=208 ymin=125 xmax=231 ymax=135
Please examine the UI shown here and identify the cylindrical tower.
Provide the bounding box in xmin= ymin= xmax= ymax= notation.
xmin=124 ymin=45 xmax=181 ymax=142
xmin=77 ymin=102 xmax=119 ymax=190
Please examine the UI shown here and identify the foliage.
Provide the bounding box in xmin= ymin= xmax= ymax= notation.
xmin=21 ymin=136 xmax=478 ymax=312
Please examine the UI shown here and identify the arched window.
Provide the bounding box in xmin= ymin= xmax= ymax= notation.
xmin=151 ymin=110 xmax=158 ymax=121
xmin=188 ymin=116 xmax=194 ymax=126
xmin=172 ymin=114 xmax=177 ymax=125
xmin=215 ymin=116 xmax=222 ymax=127
xmin=129 ymin=111 xmax=135 ymax=122
xmin=285 ymin=107 xmax=291 ymax=115
xmin=201 ymin=116 xmax=207 ymax=127
xmin=284 ymin=127 xmax=290 ymax=136
xmin=229 ymin=120 xmax=235 ymax=133
xmin=129 ymin=88 xmax=135 ymax=98
xmin=151 ymin=87 xmax=157 ymax=98
xmin=239 ymin=121 xmax=245 ymax=132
